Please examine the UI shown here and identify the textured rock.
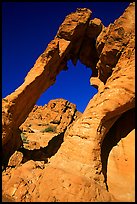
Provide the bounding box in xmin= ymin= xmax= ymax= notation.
xmin=8 ymin=151 xmax=23 ymax=167
xmin=101 ymin=108 xmax=135 ymax=201
xmin=20 ymin=98 xmax=81 ymax=134
xmin=2 ymin=3 xmax=135 ymax=202
xmin=2 ymin=196 xmax=15 ymax=202
xmin=107 ymin=129 xmax=135 ymax=201
xmin=79 ymin=18 xmax=103 ymax=75
xmin=2 ymin=8 xmax=91 ymax=162
xmin=96 ymin=2 xmax=135 ymax=83
xmin=87 ymin=18 xmax=103 ymax=38
xmin=56 ymin=8 xmax=91 ymax=41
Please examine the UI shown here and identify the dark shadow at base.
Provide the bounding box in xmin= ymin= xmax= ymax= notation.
xmin=15 ymin=132 xmax=64 ymax=164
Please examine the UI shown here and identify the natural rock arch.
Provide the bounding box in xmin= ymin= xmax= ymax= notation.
xmin=36 ymin=59 xmax=97 ymax=112
xmin=2 ymin=8 xmax=100 ymax=162
xmin=2 ymin=3 xmax=135 ymax=202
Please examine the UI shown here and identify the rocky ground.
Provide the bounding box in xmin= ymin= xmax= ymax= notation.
xmin=2 ymin=99 xmax=135 ymax=202
xmin=2 ymin=99 xmax=82 ymax=202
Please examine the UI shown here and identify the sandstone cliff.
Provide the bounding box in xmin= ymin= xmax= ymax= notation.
xmin=2 ymin=3 xmax=135 ymax=202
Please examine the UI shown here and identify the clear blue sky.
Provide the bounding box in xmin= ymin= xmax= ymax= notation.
xmin=2 ymin=2 xmax=130 ymax=112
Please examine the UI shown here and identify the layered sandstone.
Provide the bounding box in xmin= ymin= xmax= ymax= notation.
xmin=2 ymin=3 xmax=135 ymax=202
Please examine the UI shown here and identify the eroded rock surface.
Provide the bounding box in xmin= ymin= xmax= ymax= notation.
xmin=2 ymin=3 xmax=135 ymax=202
xmin=2 ymin=8 xmax=92 ymax=161
xmin=107 ymin=129 xmax=135 ymax=202
xmin=20 ymin=98 xmax=81 ymax=134
xmin=101 ymin=108 xmax=135 ymax=201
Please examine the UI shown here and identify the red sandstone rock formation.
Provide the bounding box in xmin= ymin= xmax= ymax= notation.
xmin=20 ymin=98 xmax=81 ymax=134
xmin=2 ymin=8 xmax=92 ymax=162
xmin=2 ymin=3 xmax=135 ymax=202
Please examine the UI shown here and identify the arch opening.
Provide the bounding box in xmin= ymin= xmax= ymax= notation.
xmin=101 ymin=108 xmax=135 ymax=201
xmin=15 ymin=60 xmax=98 ymax=166
xmin=36 ymin=59 xmax=98 ymax=113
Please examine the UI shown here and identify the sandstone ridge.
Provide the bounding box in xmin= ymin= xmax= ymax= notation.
xmin=2 ymin=3 xmax=135 ymax=202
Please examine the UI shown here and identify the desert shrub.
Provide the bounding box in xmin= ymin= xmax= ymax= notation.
xmin=20 ymin=132 xmax=29 ymax=144
xmin=40 ymin=126 xmax=56 ymax=133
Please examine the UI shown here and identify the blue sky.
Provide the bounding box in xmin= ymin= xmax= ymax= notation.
xmin=2 ymin=2 xmax=130 ymax=112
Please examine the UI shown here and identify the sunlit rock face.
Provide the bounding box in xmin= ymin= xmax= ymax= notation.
xmin=20 ymin=98 xmax=82 ymax=135
xmin=2 ymin=3 xmax=135 ymax=202
xmin=2 ymin=8 xmax=92 ymax=161
xmin=107 ymin=128 xmax=135 ymax=202
xmin=101 ymin=108 xmax=135 ymax=202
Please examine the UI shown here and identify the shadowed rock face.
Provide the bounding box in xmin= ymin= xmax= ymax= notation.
xmin=2 ymin=3 xmax=135 ymax=202
xmin=101 ymin=108 xmax=135 ymax=201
